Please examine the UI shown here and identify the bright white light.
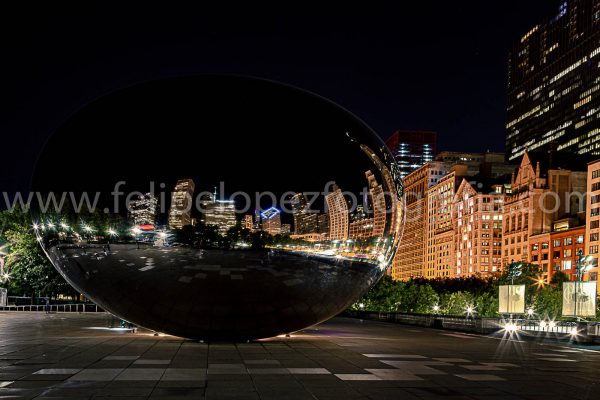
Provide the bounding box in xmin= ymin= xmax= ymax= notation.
xmin=504 ymin=322 xmax=518 ymax=333
xmin=539 ymin=320 xmax=547 ymax=328
xmin=569 ymin=327 xmax=578 ymax=336
xmin=527 ymin=308 xmax=534 ymax=316
xmin=132 ymin=228 xmax=142 ymax=235
xmin=82 ymin=225 xmax=93 ymax=233
xmin=107 ymin=229 xmax=118 ymax=237
xmin=548 ymin=320 xmax=556 ymax=329
xmin=60 ymin=223 xmax=69 ymax=230
xmin=433 ymin=305 xmax=440 ymax=312
xmin=32 ymin=223 xmax=39 ymax=230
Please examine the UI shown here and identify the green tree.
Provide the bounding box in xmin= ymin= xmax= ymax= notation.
xmin=532 ymin=286 xmax=562 ymax=319
xmin=351 ymin=275 xmax=403 ymax=312
xmin=550 ymin=271 xmax=570 ymax=287
xmin=397 ymin=282 xmax=438 ymax=313
xmin=1 ymin=207 xmax=76 ymax=301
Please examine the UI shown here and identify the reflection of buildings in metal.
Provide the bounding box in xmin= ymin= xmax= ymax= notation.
xmin=129 ymin=193 xmax=158 ymax=226
xmin=203 ymin=200 xmax=237 ymax=236
xmin=325 ymin=184 xmax=349 ymax=241
xmin=261 ymin=207 xmax=281 ymax=236
xmin=168 ymin=179 xmax=195 ymax=229
xmin=32 ymin=76 xmax=404 ymax=339
xmin=44 ymin=244 xmax=381 ymax=340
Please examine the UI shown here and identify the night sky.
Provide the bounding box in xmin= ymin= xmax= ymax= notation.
xmin=1 ymin=1 xmax=563 ymax=197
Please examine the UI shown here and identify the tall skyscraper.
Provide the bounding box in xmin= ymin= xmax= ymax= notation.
xmin=261 ymin=207 xmax=282 ymax=236
xmin=290 ymin=193 xmax=318 ymax=234
xmin=168 ymin=179 xmax=195 ymax=229
xmin=385 ymin=130 xmax=436 ymax=178
xmin=128 ymin=193 xmax=158 ymax=227
xmin=506 ymin=0 xmax=600 ymax=161
xmin=325 ymin=183 xmax=349 ymax=241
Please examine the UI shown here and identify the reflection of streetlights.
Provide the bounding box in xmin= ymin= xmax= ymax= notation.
xmin=132 ymin=227 xmax=142 ymax=249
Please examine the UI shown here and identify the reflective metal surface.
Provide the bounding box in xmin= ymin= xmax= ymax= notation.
xmin=32 ymin=76 xmax=404 ymax=340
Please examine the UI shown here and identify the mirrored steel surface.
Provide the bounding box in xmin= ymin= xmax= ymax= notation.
xmin=32 ymin=76 xmax=404 ymax=340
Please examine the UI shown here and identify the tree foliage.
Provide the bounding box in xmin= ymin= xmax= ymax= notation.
xmin=0 ymin=207 xmax=77 ymax=300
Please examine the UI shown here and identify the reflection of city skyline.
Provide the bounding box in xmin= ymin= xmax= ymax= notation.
xmin=125 ymin=166 xmax=392 ymax=243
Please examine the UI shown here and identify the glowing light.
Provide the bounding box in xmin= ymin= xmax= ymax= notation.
xmin=132 ymin=228 xmax=142 ymax=235
xmin=569 ymin=327 xmax=579 ymax=336
xmin=107 ymin=229 xmax=118 ymax=237
xmin=539 ymin=320 xmax=547 ymax=328
xmin=527 ymin=307 xmax=535 ymax=316
xmin=504 ymin=322 xmax=518 ymax=333
xmin=32 ymin=223 xmax=39 ymax=231
xmin=82 ymin=225 xmax=94 ymax=233
xmin=531 ymin=274 xmax=546 ymax=289
xmin=433 ymin=305 xmax=440 ymax=312
xmin=548 ymin=320 xmax=556 ymax=329
xmin=60 ymin=222 xmax=70 ymax=230
xmin=465 ymin=305 xmax=476 ymax=317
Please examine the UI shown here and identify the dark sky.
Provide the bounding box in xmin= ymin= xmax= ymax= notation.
xmin=1 ymin=1 xmax=563 ymax=195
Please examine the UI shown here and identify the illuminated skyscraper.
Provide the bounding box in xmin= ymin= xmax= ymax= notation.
xmin=168 ymin=179 xmax=195 ymax=229
xmin=291 ymin=193 xmax=318 ymax=234
xmin=385 ymin=130 xmax=436 ymax=178
xmin=203 ymin=199 xmax=237 ymax=236
xmin=506 ymin=0 xmax=600 ymax=161
xmin=128 ymin=193 xmax=158 ymax=227
xmin=325 ymin=184 xmax=348 ymax=241
xmin=281 ymin=224 xmax=291 ymax=235
xmin=244 ymin=214 xmax=254 ymax=231
xmin=365 ymin=170 xmax=386 ymax=237
xmin=261 ymin=207 xmax=281 ymax=236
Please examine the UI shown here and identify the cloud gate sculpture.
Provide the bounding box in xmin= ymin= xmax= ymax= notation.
xmin=32 ymin=75 xmax=404 ymax=340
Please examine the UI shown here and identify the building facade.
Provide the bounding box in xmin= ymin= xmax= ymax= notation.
xmin=506 ymin=0 xmax=600 ymax=161
xmin=385 ymin=130 xmax=437 ymax=178
xmin=168 ymin=179 xmax=195 ymax=229
xmin=128 ymin=193 xmax=158 ymax=227
xmin=291 ymin=193 xmax=318 ymax=234
xmin=325 ymin=184 xmax=349 ymax=241
xmin=203 ymin=200 xmax=237 ymax=235
xmin=453 ymin=180 xmax=505 ymax=277
xmin=261 ymin=207 xmax=282 ymax=236
xmin=585 ymin=159 xmax=600 ymax=282
xmin=391 ymin=161 xmax=449 ymax=280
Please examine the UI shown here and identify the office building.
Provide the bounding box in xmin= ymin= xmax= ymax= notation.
xmin=261 ymin=207 xmax=282 ymax=236
xmin=168 ymin=179 xmax=195 ymax=230
xmin=203 ymin=199 xmax=237 ymax=236
xmin=506 ymin=0 xmax=600 ymax=161
xmin=325 ymin=184 xmax=349 ymax=241
xmin=128 ymin=193 xmax=158 ymax=227
xmin=386 ymin=130 xmax=436 ymax=178
xmin=291 ymin=193 xmax=318 ymax=234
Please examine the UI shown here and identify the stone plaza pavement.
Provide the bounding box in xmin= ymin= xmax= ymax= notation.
xmin=0 ymin=313 xmax=599 ymax=399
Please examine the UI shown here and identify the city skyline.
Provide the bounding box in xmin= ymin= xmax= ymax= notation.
xmin=1 ymin=1 xmax=569 ymax=199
